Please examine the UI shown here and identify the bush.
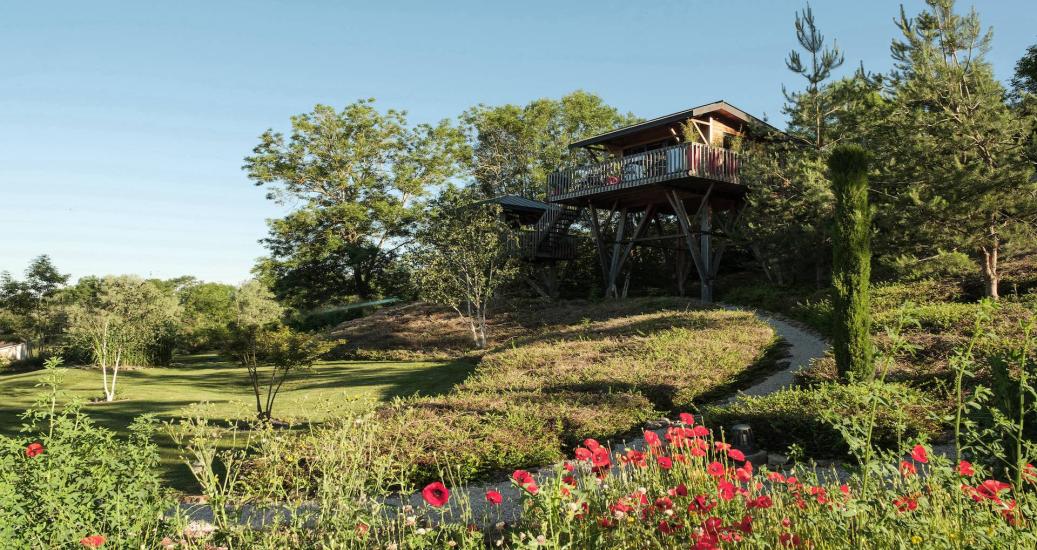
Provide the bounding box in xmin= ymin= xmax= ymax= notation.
xmin=0 ymin=367 xmax=170 ymax=548
xmin=885 ymin=250 xmax=974 ymax=282
xmin=704 ymin=381 xmax=942 ymax=458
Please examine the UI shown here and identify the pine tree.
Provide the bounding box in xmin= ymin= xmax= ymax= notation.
xmin=830 ymin=145 xmax=874 ymax=381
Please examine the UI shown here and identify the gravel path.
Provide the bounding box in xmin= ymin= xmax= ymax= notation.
xmin=178 ymin=304 xmax=831 ymax=527
xmin=717 ymin=304 xmax=828 ymax=401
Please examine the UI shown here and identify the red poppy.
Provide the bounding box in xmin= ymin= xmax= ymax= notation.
xmin=767 ymin=471 xmax=786 ymax=483
xmin=692 ymin=425 xmax=710 ymax=437
xmin=591 ymin=446 xmax=611 ymax=469
xmin=779 ymin=532 xmax=802 ymax=547
xmin=79 ymin=535 xmax=105 ymax=549
xmin=717 ymin=480 xmax=736 ymax=501
xmin=728 ymin=448 xmax=746 ymax=462
xmin=562 ymin=475 xmax=576 ymax=486
xmin=839 ymin=484 xmax=850 ymax=496
xmin=583 ymin=438 xmax=601 ymax=450
xmin=747 ymin=495 xmax=773 ymax=509
xmin=563 ymin=461 xmax=575 ymax=472
xmin=899 ymin=460 xmax=917 ymax=476
xmin=668 ymin=483 xmax=688 ymax=497
xmin=644 ymin=430 xmax=662 ymax=447
xmin=736 ymin=514 xmax=753 ymax=534
xmin=574 ymin=447 xmax=592 ymax=461
xmin=910 ymin=444 xmax=928 ymax=464
xmin=1023 ymin=463 xmax=1036 ymax=483
xmin=657 ymin=456 xmax=673 ymax=470
xmin=679 ymin=412 xmax=696 ymax=425
xmin=976 ymin=479 xmax=1011 ymax=502
xmin=957 ymin=460 xmax=975 ymax=476
xmin=512 ymin=470 xmax=539 ymax=494
xmin=25 ymin=442 xmax=44 ymax=458
xmin=714 ymin=442 xmax=731 ymax=452
xmin=622 ymin=449 xmax=647 ymax=468
xmin=485 ymin=490 xmax=502 ymax=505
xmin=689 ymin=494 xmax=717 ymax=514
xmin=658 ymin=519 xmax=683 ymax=535
xmin=654 ymin=496 xmax=674 ymax=510
xmin=706 ymin=461 xmax=725 ymax=477
xmin=702 ymin=516 xmax=724 ymax=535
xmin=893 ymin=495 xmax=917 ymax=512
xmin=422 ymin=481 xmax=450 ymax=507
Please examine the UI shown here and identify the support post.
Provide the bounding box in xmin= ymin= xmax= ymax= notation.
xmin=699 ymin=201 xmax=713 ymax=302
xmin=606 ymin=208 xmax=628 ymax=297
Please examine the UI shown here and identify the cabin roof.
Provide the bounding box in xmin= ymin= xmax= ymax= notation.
xmin=482 ymin=194 xmax=552 ymax=213
xmin=569 ymin=100 xmax=777 ymax=149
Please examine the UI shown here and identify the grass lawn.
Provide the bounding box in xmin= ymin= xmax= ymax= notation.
xmin=0 ymin=354 xmax=475 ymax=492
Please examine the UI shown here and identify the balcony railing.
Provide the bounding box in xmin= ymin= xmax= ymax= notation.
xmin=547 ymin=142 xmax=742 ymax=201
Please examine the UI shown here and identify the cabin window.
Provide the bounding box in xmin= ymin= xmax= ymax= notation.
xmin=622 ymin=139 xmax=674 ymax=156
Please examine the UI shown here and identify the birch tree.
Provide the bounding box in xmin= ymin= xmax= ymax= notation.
xmin=412 ymin=187 xmax=518 ymax=348
xmin=67 ymin=276 xmax=180 ymax=402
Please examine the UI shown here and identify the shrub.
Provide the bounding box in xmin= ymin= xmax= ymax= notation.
xmin=704 ymin=381 xmax=942 ymax=458
xmin=885 ymin=250 xmax=975 ymax=282
xmin=0 ymin=365 xmax=170 ymax=548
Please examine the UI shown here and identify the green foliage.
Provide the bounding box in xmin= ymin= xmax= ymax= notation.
xmin=0 ymin=361 xmax=169 ymax=548
xmin=1012 ymin=41 xmax=1037 ymax=97
xmin=886 ymin=250 xmax=975 ymax=282
xmin=177 ymin=280 xmax=236 ymax=352
xmin=830 ymin=144 xmax=874 ymax=381
xmin=872 ymin=0 xmax=1037 ymax=298
xmin=65 ymin=275 xmax=182 ymax=401
xmin=412 ymin=186 xmax=519 ymax=348
xmin=0 ymin=254 xmax=70 ymax=359
xmin=706 ymin=381 xmax=940 ymax=458
xmin=223 ymin=283 xmax=329 ymax=420
xmin=460 ymin=90 xmax=639 ymax=199
xmin=244 ymin=99 xmax=469 ymax=307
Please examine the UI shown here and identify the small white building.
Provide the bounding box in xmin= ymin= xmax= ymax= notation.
xmin=0 ymin=341 xmax=28 ymax=362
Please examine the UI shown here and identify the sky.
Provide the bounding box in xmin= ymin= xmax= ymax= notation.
xmin=2 ymin=0 xmax=1035 ymax=284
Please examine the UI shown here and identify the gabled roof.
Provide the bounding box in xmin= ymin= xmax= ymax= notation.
xmin=569 ymin=100 xmax=778 ymax=149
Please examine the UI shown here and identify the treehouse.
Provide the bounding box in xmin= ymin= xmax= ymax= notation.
xmin=485 ymin=194 xmax=580 ymax=298
xmin=545 ymin=101 xmax=774 ymax=302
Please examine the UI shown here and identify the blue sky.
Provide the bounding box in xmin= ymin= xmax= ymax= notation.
xmin=2 ymin=0 xmax=1035 ymax=283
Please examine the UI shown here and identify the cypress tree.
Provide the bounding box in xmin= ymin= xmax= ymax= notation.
xmin=829 ymin=145 xmax=873 ymax=381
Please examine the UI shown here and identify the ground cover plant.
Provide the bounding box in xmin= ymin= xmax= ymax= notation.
xmin=253 ymin=297 xmax=780 ymax=488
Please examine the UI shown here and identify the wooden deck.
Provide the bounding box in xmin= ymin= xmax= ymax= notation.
xmin=546 ymin=142 xmax=745 ymax=208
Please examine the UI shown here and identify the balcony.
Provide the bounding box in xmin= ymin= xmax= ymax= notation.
xmin=546 ymin=142 xmax=743 ymax=203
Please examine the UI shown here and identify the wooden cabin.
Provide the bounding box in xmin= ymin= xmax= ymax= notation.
xmin=545 ymin=101 xmax=773 ymax=302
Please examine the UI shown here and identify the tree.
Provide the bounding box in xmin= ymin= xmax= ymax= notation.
xmin=830 ymin=145 xmax=874 ymax=382
xmin=223 ymin=281 xmax=327 ymax=420
xmin=0 ymin=255 xmax=70 ymax=358
xmin=1011 ymin=42 xmax=1037 ymax=97
xmin=878 ymin=0 xmax=1037 ymax=299
xmin=412 ymin=187 xmax=518 ymax=348
xmin=67 ymin=276 xmax=181 ymax=402
xmin=177 ymin=281 xmax=237 ymax=352
xmin=244 ymin=99 xmax=468 ymax=308
xmin=739 ymin=5 xmax=882 ymax=286
xmin=460 ymin=91 xmax=639 ymax=199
